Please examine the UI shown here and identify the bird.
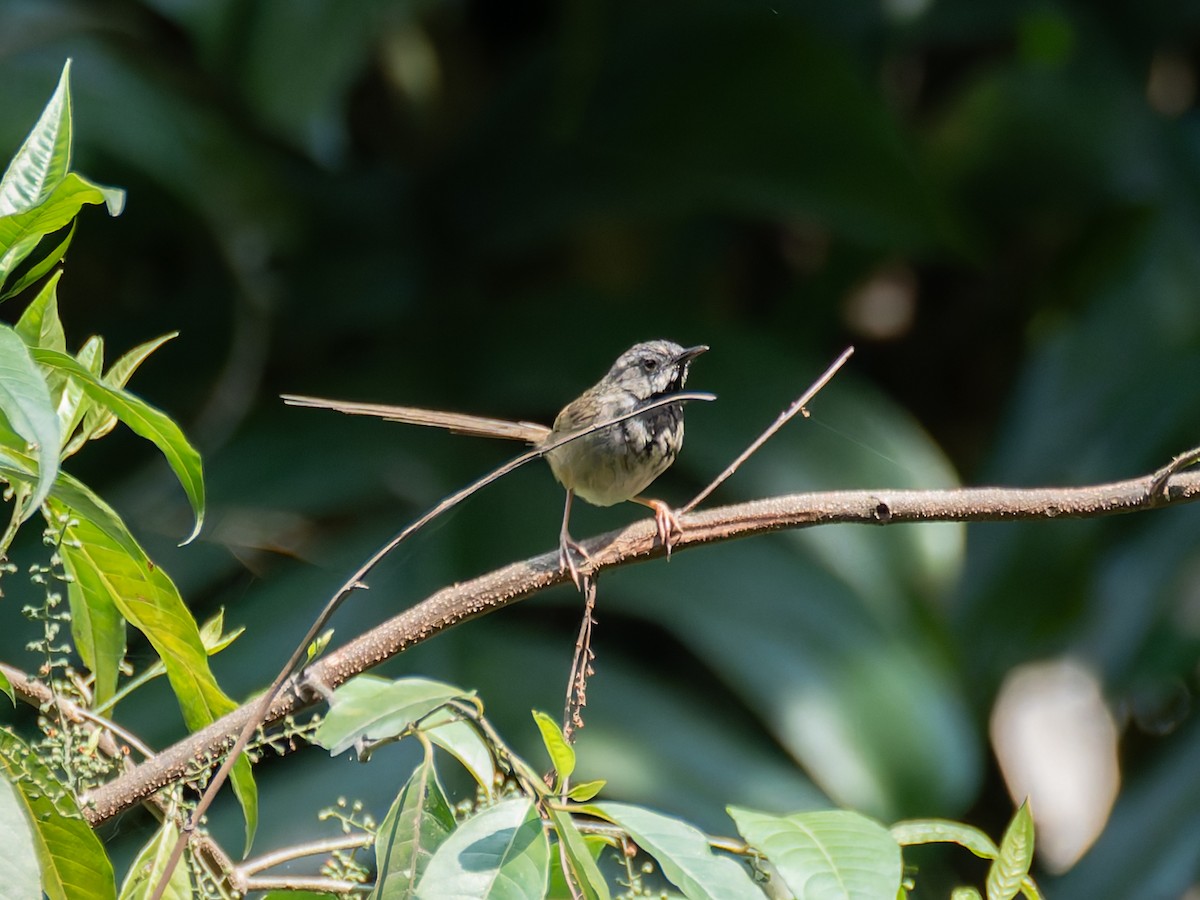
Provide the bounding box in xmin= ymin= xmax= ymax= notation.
xmin=282 ymin=340 xmax=708 ymax=588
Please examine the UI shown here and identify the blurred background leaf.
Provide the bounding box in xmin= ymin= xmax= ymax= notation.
xmin=3 ymin=0 xmax=1200 ymax=894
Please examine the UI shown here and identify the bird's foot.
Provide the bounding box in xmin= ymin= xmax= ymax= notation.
xmin=639 ymin=497 xmax=683 ymax=558
xmin=558 ymin=534 xmax=593 ymax=591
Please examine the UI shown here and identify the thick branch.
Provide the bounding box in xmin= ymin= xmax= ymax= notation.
xmin=81 ymin=468 xmax=1200 ymax=824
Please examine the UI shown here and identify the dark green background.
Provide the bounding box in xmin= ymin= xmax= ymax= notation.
xmin=3 ymin=1 xmax=1200 ymax=895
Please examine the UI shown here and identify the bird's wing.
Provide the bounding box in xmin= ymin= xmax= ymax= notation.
xmin=281 ymin=395 xmax=551 ymax=444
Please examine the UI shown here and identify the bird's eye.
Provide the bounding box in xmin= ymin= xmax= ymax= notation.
xmin=641 ymin=357 xmax=658 ymax=371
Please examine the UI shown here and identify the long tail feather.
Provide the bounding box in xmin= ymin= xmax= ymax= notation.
xmin=281 ymin=394 xmax=551 ymax=443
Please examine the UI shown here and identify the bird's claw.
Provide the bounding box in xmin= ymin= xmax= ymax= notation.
xmin=645 ymin=499 xmax=683 ymax=558
xmin=558 ymin=535 xmax=593 ymax=591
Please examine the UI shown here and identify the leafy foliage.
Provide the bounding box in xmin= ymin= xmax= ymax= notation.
xmin=0 ymin=728 xmax=116 ymax=900
xmin=310 ymin=673 xmax=1042 ymax=898
xmin=0 ymin=60 xmax=255 ymax=874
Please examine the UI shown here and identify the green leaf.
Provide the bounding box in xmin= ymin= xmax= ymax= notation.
xmin=230 ymin=755 xmax=258 ymax=857
xmin=198 ymin=608 xmax=245 ymax=656
xmin=102 ymin=332 xmax=177 ymax=391
xmin=78 ymin=333 xmax=178 ymax=448
xmin=117 ymin=821 xmax=193 ymax=900
xmin=0 ymin=453 xmax=139 ymax=557
xmin=0 ymin=669 xmax=13 ymax=706
xmin=306 ymin=628 xmax=333 ymax=662
xmin=0 ymin=772 xmax=40 ymax=899
xmin=415 ymin=798 xmax=549 ymax=900
xmin=729 ymin=807 xmax=902 ymax=900
xmin=985 ymin=801 xmax=1034 ymax=900
xmin=0 ymin=220 xmax=74 ymax=303
xmin=14 ymin=268 xmax=66 ymax=352
xmin=566 ymin=779 xmax=606 ymax=802
xmin=314 ymin=676 xmax=466 ymax=757
xmin=889 ymin=819 xmax=1000 ymax=859
xmin=0 ymin=323 xmax=60 ymax=516
xmin=0 ymin=174 xmax=124 ymax=296
xmin=547 ymin=806 xmax=610 ymax=900
xmin=952 ymin=890 xmax=982 ymax=900
xmin=371 ymin=755 xmax=456 ymax=899
xmin=43 ymin=484 xmax=260 ymax=852
xmin=594 ymin=802 xmax=762 ymax=900
xmin=47 ymin=498 xmax=230 ymax=725
xmin=0 ymin=61 xmax=73 ymax=217
xmin=77 ymin=335 xmax=104 ymax=376
xmin=0 ymin=727 xmax=116 ymax=900
xmin=532 ymin=710 xmax=575 ymax=786
xmin=58 ymin=515 xmax=126 ymax=706
xmin=31 ymin=346 xmax=204 ymax=543
xmin=426 ymin=717 xmax=498 ymax=796
xmin=59 ymin=336 xmax=104 ymax=456
xmin=1018 ymin=877 xmax=1045 ymax=899
xmin=91 ymin=608 xmax=246 ymax=718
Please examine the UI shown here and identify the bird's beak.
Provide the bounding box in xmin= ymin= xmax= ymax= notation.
xmin=677 ymin=345 xmax=709 ymax=363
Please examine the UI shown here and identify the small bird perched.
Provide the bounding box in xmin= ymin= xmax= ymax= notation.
xmin=283 ymin=340 xmax=708 ymax=588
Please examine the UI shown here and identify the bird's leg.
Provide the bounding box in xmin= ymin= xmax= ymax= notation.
xmin=558 ymin=489 xmax=592 ymax=591
xmin=633 ymin=496 xmax=683 ymax=558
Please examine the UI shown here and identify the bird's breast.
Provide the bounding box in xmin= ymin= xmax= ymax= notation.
xmin=545 ymin=404 xmax=684 ymax=506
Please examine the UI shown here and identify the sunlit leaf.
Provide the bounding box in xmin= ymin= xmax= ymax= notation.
xmin=198 ymin=608 xmax=244 ymax=656
xmin=533 ymin=709 xmax=574 ymax=786
xmin=566 ymin=779 xmax=606 ymax=802
xmin=48 ymin=498 xmax=225 ymax=727
xmin=231 ymin=756 xmax=258 ymax=856
xmin=985 ymin=801 xmax=1034 ymax=900
xmin=426 ymin=717 xmax=498 ymax=796
xmin=371 ymin=755 xmax=455 ymax=899
xmin=0 ymin=323 xmax=59 ymax=516
xmin=890 ymin=819 xmax=1000 ymax=859
xmin=0 ymin=173 xmax=124 ymax=295
xmin=58 ymin=517 xmax=126 ymax=706
xmin=0 ymin=61 xmax=73 ymax=217
xmin=305 ymin=628 xmax=333 ymax=662
xmin=0 ymin=453 xmax=137 ymax=555
xmin=58 ymin=335 xmax=103 ymax=455
xmin=81 ymin=332 xmax=178 ymax=445
xmin=0 ymin=772 xmax=39 ymax=899
xmin=0 ymin=220 xmax=74 ymax=303
xmin=31 ymin=347 xmax=203 ymax=543
xmin=729 ymin=807 xmax=902 ymax=900
xmin=44 ymin=493 xmax=257 ymax=849
xmin=594 ymin=802 xmax=761 ymax=899
xmin=117 ymin=821 xmax=193 ymax=900
xmin=314 ymin=676 xmax=466 ymax=757
xmin=415 ymin=798 xmax=549 ymax=900
xmin=548 ymin=806 xmax=610 ymax=900
xmin=14 ymin=268 xmax=65 ymax=352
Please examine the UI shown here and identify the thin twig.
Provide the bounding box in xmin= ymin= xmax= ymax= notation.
xmin=239 ymin=875 xmax=365 ymax=894
xmin=563 ymin=577 xmax=599 ymax=746
xmin=683 ymin=346 xmax=853 ymax=513
xmin=1150 ymin=446 xmax=1200 ymax=498
xmin=236 ymin=834 xmax=372 ymax=876
xmin=69 ymin=704 xmax=157 ymax=760
xmin=0 ymin=661 xmax=126 ymax=760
